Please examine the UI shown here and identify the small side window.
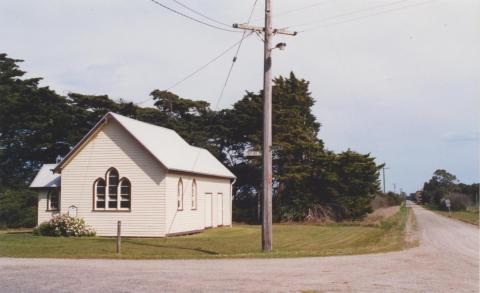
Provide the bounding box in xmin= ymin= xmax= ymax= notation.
xmin=47 ymin=189 xmax=60 ymax=211
xmin=192 ymin=179 xmax=197 ymax=210
xmin=177 ymin=178 xmax=183 ymax=210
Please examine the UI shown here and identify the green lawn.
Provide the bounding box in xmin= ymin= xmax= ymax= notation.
xmin=433 ymin=210 xmax=479 ymax=226
xmin=0 ymin=206 xmax=410 ymax=259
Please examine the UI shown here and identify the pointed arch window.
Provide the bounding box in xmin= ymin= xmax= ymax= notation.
xmin=107 ymin=168 xmax=119 ymax=209
xmin=120 ymin=179 xmax=131 ymax=209
xmin=177 ymin=178 xmax=184 ymax=210
xmin=191 ymin=179 xmax=197 ymax=210
xmin=94 ymin=178 xmax=106 ymax=209
xmin=93 ymin=168 xmax=131 ymax=211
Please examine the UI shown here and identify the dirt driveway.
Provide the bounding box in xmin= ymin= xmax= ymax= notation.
xmin=0 ymin=205 xmax=478 ymax=292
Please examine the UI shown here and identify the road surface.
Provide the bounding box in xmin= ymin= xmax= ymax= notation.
xmin=0 ymin=205 xmax=478 ymax=292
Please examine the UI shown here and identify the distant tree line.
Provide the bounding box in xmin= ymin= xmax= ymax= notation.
xmin=417 ymin=169 xmax=479 ymax=211
xmin=0 ymin=53 xmax=383 ymax=227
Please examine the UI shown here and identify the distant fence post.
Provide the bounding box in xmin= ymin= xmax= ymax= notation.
xmin=116 ymin=220 xmax=121 ymax=254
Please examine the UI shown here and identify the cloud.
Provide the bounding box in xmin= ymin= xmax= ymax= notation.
xmin=1 ymin=0 xmax=479 ymax=192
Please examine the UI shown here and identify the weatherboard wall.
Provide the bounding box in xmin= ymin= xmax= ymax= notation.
xmin=37 ymin=190 xmax=60 ymax=223
xmin=164 ymin=172 xmax=232 ymax=235
xmin=59 ymin=120 xmax=167 ymax=237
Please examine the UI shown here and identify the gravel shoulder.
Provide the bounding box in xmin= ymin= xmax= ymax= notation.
xmin=0 ymin=204 xmax=478 ymax=292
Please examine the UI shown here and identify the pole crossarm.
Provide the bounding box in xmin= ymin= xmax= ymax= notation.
xmin=233 ymin=0 xmax=297 ymax=253
xmin=233 ymin=23 xmax=297 ymax=36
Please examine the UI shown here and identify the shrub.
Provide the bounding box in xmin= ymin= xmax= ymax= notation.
xmin=0 ymin=188 xmax=37 ymax=228
xmin=442 ymin=192 xmax=473 ymax=211
xmin=371 ymin=192 xmax=402 ymax=209
xmin=33 ymin=221 xmax=52 ymax=236
xmin=33 ymin=214 xmax=95 ymax=237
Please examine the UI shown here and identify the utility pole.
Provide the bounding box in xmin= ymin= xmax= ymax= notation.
xmin=234 ymin=1 xmax=296 ymax=252
xmin=381 ymin=166 xmax=389 ymax=194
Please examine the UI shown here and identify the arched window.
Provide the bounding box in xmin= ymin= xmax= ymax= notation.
xmin=107 ymin=168 xmax=119 ymax=209
xmin=47 ymin=188 xmax=60 ymax=211
xmin=93 ymin=168 xmax=131 ymax=211
xmin=94 ymin=178 xmax=106 ymax=209
xmin=191 ymin=179 xmax=197 ymax=210
xmin=177 ymin=178 xmax=183 ymax=210
xmin=119 ymin=178 xmax=131 ymax=209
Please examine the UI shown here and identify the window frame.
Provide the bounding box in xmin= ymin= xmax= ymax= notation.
xmin=106 ymin=168 xmax=119 ymax=210
xmin=92 ymin=168 xmax=131 ymax=212
xmin=191 ymin=179 xmax=197 ymax=210
xmin=46 ymin=188 xmax=60 ymax=211
xmin=119 ymin=178 xmax=131 ymax=210
xmin=93 ymin=178 xmax=106 ymax=210
xmin=177 ymin=178 xmax=184 ymax=211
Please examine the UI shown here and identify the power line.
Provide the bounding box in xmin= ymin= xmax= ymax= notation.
xmin=299 ymin=0 xmax=436 ymax=33
xmin=137 ymin=33 xmax=253 ymax=105
xmin=215 ymin=0 xmax=259 ymax=109
xmin=286 ymin=0 xmax=413 ymax=30
xmin=189 ymin=0 xmax=259 ymax=179
xmin=148 ymin=0 xmax=240 ymax=33
xmin=254 ymin=31 xmax=265 ymax=42
xmin=170 ymin=0 xmax=231 ymax=28
xmin=250 ymin=0 xmax=332 ymax=23
xmin=234 ymin=1 xmax=297 ymax=252
xmin=168 ymin=34 xmax=253 ymax=92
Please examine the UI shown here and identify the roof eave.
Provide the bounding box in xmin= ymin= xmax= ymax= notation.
xmin=53 ymin=113 xmax=111 ymax=173
xmin=168 ymin=168 xmax=236 ymax=180
xmin=29 ymin=186 xmax=60 ymax=189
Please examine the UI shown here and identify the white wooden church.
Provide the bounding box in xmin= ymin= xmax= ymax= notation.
xmin=30 ymin=112 xmax=236 ymax=237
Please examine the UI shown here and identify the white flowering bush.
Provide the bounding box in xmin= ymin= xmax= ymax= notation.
xmin=33 ymin=214 xmax=95 ymax=237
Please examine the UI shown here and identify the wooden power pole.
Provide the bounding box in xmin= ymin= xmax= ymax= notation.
xmin=234 ymin=0 xmax=296 ymax=252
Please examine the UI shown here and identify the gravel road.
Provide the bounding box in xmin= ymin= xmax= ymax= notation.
xmin=0 ymin=205 xmax=478 ymax=292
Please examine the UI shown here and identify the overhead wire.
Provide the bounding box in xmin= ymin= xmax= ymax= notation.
xmin=190 ymin=0 xmax=259 ymax=171
xmin=137 ymin=33 xmax=253 ymax=106
xmin=283 ymin=0 xmax=412 ymax=30
xmin=254 ymin=31 xmax=265 ymax=42
xmin=148 ymin=0 xmax=240 ymax=33
xmin=170 ymin=0 xmax=231 ymax=28
xmin=250 ymin=0 xmax=332 ymax=23
xmin=214 ymin=0 xmax=259 ymax=110
xmin=167 ymin=36 xmax=253 ymax=92
xmin=298 ymin=0 xmax=436 ymax=33
xmin=137 ymin=0 xmax=433 ymax=105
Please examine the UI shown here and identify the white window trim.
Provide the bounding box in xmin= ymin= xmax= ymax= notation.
xmin=47 ymin=189 xmax=60 ymax=211
xmin=118 ymin=178 xmax=131 ymax=210
xmin=94 ymin=178 xmax=106 ymax=210
xmin=93 ymin=168 xmax=131 ymax=211
xmin=106 ymin=168 xmax=119 ymax=210
xmin=177 ymin=178 xmax=184 ymax=211
xmin=191 ymin=179 xmax=197 ymax=210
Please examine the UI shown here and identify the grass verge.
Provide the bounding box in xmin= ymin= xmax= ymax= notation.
xmin=0 ymin=206 xmax=411 ymax=259
xmin=431 ymin=210 xmax=478 ymax=226
xmin=422 ymin=204 xmax=479 ymax=226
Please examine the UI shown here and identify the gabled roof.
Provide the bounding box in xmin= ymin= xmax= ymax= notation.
xmin=54 ymin=112 xmax=236 ymax=179
xmin=30 ymin=164 xmax=60 ymax=188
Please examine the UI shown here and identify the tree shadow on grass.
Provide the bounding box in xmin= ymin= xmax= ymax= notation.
xmin=126 ymin=240 xmax=219 ymax=255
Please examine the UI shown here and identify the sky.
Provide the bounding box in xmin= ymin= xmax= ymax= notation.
xmin=1 ymin=0 xmax=479 ymax=193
